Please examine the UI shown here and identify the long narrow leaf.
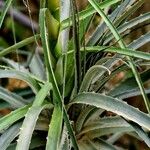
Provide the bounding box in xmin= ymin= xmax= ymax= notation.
xmin=0 ymin=122 xmax=22 ymax=150
xmin=82 ymin=46 xmax=150 ymax=60
xmin=68 ymin=46 xmax=150 ymax=60
xmin=39 ymin=8 xmax=79 ymax=149
xmin=0 ymin=69 xmax=41 ymax=93
xmin=0 ymin=86 xmax=26 ymax=108
xmin=87 ymin=0 xmax=134 ymax=46
xmin=0 ymin=0 xmax=13 ymax=28
xmin=46 ymin=105 xmax=63 ymax=150
xmin=88 ymin=0 xmax=150 ymax=113
xmin=16 ymin=82 xmax=52 ymax=150
xmin=71 ymin=92 xmax=150 ymax=130
xmin=104 ymin=12 xmax=150 ymax=45
xmin=129 ymin=32 xmax=150 ymax=49
xmin=61 ymin=0 xmax=121 ymax=30
xmin=0 ymin=35 xmax=40 ymax=57
xmin=0 ymin=104 xmax=30 ymax=131
xmin=108 ymin=69 xmax=150 ymax=97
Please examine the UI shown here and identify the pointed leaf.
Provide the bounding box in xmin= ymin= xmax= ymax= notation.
xmin=71 ymin=92 xmax=150 ymax=130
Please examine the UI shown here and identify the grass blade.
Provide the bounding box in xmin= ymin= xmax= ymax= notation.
xmin=0 ymin=35 xmax=40 ymax=57
xmin=0 ymin=0 xmax=13 ymax=28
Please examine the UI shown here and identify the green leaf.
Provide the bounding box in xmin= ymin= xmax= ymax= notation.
xmin=29 ymin=52 xmax=46 ymax=81
xmin=114 ymin=0 xmax=144 ymax=28
xmin=0 ymin=69 xmax=41 ymax=93
xmin=76 ymin=106 xmax=95 ymax=133
xmin=104 ymin=12 xmax=150 ymax=45
xmin=61 ymin=0 xmax=121 ymax=30
xmin=68 ymin=46 xmax=150 ymax=60
xmin=0 ymin=35 xmax=40 ymax=57
xmin=46 ymin=105 xmax=63 ymax=150
xmin=79 ymin=116 xmax=132 ymax=136
xmin=129 ymin=32 xmax=150 ymax=49
xmin=108 ymin=69 xmax=150 ymax=98
xmin=0 ymin=104 xmax=30 ymax=131
xmin=87 ymin=0 xmax=133 ymax=46
xmin=79 ymin=65 xmax=109 ymax=92
xmin=39 ymin=8 xmax=79 ymax=150
xmin=85 ymin=46 xmax=150 ymax=60
xmin=0 ymin=86 xmax=26 ymax=108
xmin=16 ymin=82 xmax=53 ymax=150
xmin=59 ymin=124 xmax=71 ymax=150
xmin=0 ymin=122 xmax=22 ymax=150
xmin=88 ymin=0 xmax=150 ymax=113
xmin=0 ymin=0 xmax=13 ymax=28
xmin=71 ymin=92 xmax=150 ymax=130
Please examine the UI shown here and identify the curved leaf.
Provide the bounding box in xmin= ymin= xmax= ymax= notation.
xmin=0 ymin=69 xmax=41 ymax=93
xmin=79 ymin=65 xmax=109 ymax=92
xmin=0 ymin=86 xmax=26 ymax=108
xmin=0 ymin=122 xmax=22 ymax=150
xmin=80 ymin=116 xmax=132 ymax=136
xmin=71 ymin=92 xmax=150 ymax=130
xmin=76 ymin=106 xmax=94 ymax=133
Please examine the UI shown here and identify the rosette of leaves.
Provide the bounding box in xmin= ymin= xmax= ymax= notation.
xmin=0 ymin=0 xmax=150 ymax=149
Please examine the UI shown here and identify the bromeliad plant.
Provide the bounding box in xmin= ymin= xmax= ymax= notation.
xmin=0 ymin=0 xmax=150 ymax=149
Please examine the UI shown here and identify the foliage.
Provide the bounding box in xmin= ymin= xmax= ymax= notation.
xmin=0 ymin=0 xmax=150 ymax=149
